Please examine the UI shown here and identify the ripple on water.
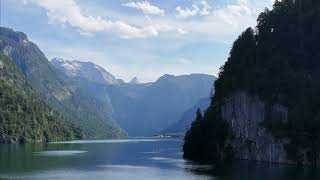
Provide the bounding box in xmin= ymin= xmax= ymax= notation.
xmin=32 ymin=150 xmax=87 ymax=156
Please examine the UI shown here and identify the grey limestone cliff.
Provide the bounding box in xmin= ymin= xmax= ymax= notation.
xmin=221 ymin=91 xmax=292 ymax=164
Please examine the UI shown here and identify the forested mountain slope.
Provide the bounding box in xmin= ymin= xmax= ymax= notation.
xmin=0 ymin=27 xmax=126 ymax=138
xmin=0 ymin=53 xmax=79 ymax=143
xmin=184 ymin=0 xmax=320 ymax=166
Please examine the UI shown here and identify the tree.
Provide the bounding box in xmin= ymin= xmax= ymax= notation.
xmin=0 ymin=53 xmax=79 ymax=143
xmin=184 ymin=0 xmax=320 ymax=165
xmin=183 ymin=109 xmax=204 ymax=161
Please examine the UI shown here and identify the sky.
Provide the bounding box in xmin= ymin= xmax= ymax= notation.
xmin=1 ymin=0 xmax=274 ymax=82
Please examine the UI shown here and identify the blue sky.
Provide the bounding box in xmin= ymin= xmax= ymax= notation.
xmin=1 ymin=0 xmax=273 ymax=82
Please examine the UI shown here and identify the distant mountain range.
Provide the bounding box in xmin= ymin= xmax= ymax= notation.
xmin=52 ymin=58 xmax=216 ymax=136
xmin=0 ymin=26 xmax=216 ymax=139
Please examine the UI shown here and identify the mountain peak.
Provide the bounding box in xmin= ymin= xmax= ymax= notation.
xmin=129 ymin=77 xmax=139 ymax=84
xmin=0 ymin=27 xmax=28 ymax=42
xmin=51 ymin=58 xmax=122 ymax=85
xmin=51 ymin=58 xmax=66 ymax=63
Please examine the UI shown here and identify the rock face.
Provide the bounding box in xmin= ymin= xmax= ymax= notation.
xmin=221 ymin=91 xmax=290 ymax=163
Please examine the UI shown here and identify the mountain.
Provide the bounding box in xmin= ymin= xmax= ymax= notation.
xmin=184 ymin=0 xmax=320 ymax=166
xmin=51 ymin=58 xmax=122 ymax=85
xmin=51 ymin=59 xmax=216 ymax=136
xmin=128 ymin=77 xmax=139 ymax=84
xmin=0 ymin=28 xmax=71 ymax=101
xmin=106 ymin=73 xmax=216 ymax=136
xmin=163 ymin=97 xmax=211 ymax=134
xmin=0 ymin=27 xmax=126 ymax=139
xmin=0 ymin=53 xmax=79 ymax=143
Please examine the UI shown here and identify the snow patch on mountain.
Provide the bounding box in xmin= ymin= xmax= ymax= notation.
xmin=51 ymin=58 xmax=123 ymax=85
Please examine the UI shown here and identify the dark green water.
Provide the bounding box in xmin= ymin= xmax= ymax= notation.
xmin=0 ymin=139 xmax=319 ymax=180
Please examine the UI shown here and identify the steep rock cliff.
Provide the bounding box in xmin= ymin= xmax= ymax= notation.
xmin=184 ymin=0 xmax=320 ymax=166
xmin=221 ymin=92 xmax=289 ymax=163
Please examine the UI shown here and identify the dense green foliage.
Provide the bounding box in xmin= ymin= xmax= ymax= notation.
xmin=184 ymin=0 xmax=320 ymax=165
xmin=0 ymin=53 xmax=79 ymax=143
xmin=183 ymin=108 xmax=229 ymax=163
xmin=0 ymin=27 xmax=126 ymax=139
xmin=183 ymin=109 xmax=204 ymax=161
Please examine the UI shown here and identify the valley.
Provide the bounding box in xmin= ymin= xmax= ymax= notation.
xmin=0 ymin=27 xmax=215 ymax=139
xmin=2 ymin=1 xmax=320 ymax=179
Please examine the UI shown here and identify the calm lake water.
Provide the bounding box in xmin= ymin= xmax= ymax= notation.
xmin=0 ymin=138 xmax=319 ymax=180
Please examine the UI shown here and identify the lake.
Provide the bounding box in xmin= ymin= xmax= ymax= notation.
xmin=0 ymin=138 xmax=319 ymax=180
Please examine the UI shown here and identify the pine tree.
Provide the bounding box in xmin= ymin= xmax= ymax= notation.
xmin=184 ymin=0 xmax=320 ymax=165
xmin=183 ymin=109 xmax=203 ymax=161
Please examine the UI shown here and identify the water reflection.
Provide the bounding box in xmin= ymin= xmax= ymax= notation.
xmin=186 ymin=160 xmax=320 ymax=180
xmin=0 ymin=139 xmax=320 ymax=180
xmin=33 ymin=150 xmax=87 ymax=156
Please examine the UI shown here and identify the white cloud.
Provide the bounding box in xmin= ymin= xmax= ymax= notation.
xmin=175 ymin=0 xmax=212 ymax=19
xmin=199 ymin=1 xmax=211 ymax=16
xmin=24 ymin=0 xmax=272 ymax=41
xmin=27 ymin=0 xmax=172 ymax=38
xmin=176 ymin=0 xmax=273 ymax=43
xmin=18 ymin=0 xmax=274 ymax=82
xmin=40 ymin=43 xmax=213 ymax=83
xmin=123 ymin=1 xmax=165 ymax=16
xmin=176 ymin=5 xmax=199 ymax=19
xmin=177 ymin=28 xmax=188 ymax=35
